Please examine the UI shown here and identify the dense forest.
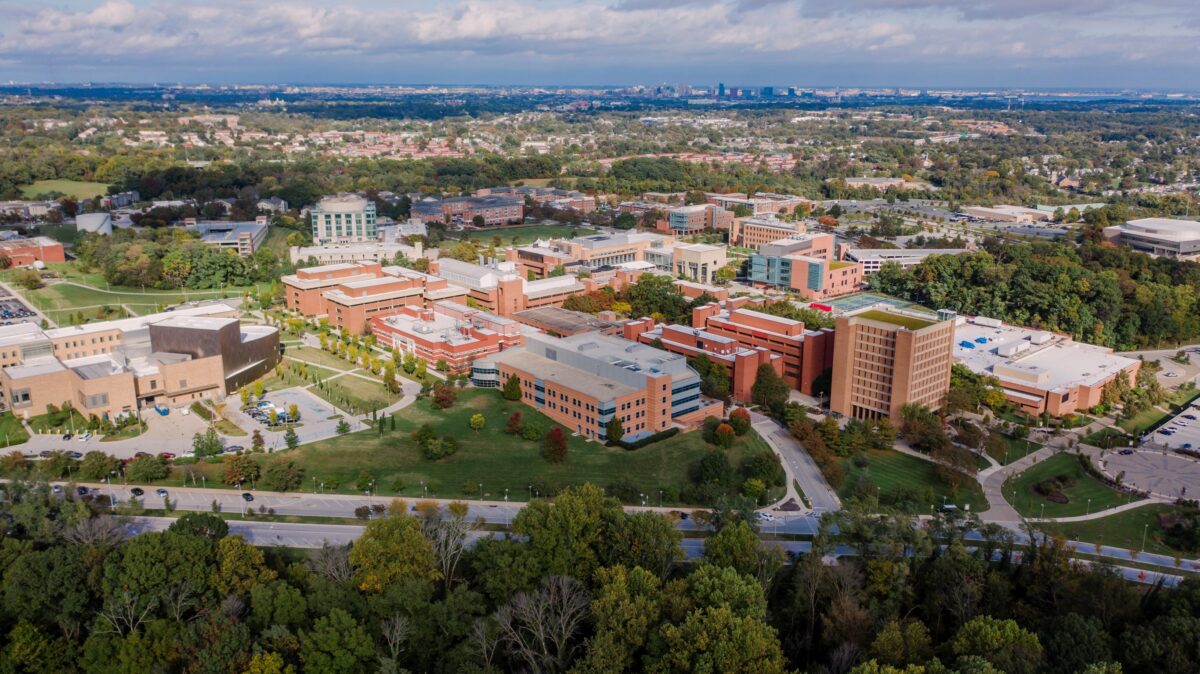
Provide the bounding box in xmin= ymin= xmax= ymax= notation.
xmin=0 ymin=481 xmax=1196 ymax=674
xmin=869 ymin=233 xmax=1200 ymax=350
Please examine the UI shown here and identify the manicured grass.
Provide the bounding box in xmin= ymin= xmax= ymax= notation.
xmin=0 ymin=413 xmax=29 ymax=447
xmin=987 ymin=433 xmax=1041 ymax=465
xmin=1005 ymin=452 xmax=1137 ymax=518
xmin=1082 ymin=427 xmax=1135 ymax=449
xmin=462 ymin=224 xmax=597 ymax=245
xmin=28 ymin=408 xmax=89 ymax=434
xmin=854 ymin=309 xmax=934 ymax=330
xmin=20 ymin=179 xmax=109 ymax=200
xmin=1118 ymin=406 xmax=1172 ymax=436
xmin=841 ymin=448 xmax=988 ymax=513
xmin=311 ymin=373 xmax=399 ymax=415
xmin=284 ymin=346 xmax=357 ymax=373
xmin=100 ymin=422 xmax=147 ymax=442
xmin=162 ymin=389 xmax=766 ymax=504
xmin=18 ymin=282 xmax=243 ymax=318
xmin=1038 ymin=503 xmax=1190 ymax=558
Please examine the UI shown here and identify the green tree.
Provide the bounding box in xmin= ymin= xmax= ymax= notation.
xmin=284 ymin=427 xmax=299 ymax=449
xmin=79 ymin=451 xmax=121 ymax=480
xmin=262 ymin=458 xmax=302 ymax=491
xmin=703 ymin=520 xmax=784 ymax=584
xmin=501 ymin=374 xmax=523 ymax=401
xmin=211 ymin=535 xmax=276 ymax=597
xmin=469 ymin=413 xmax=485 ymax=432
xmin=168 ymin=512 xmax=228 ymax=539
xmin=750 ymin=364 xmax=789 ymax=416
xmin=647 ymin=606 xmax=787 ymax=674
xmin=223 ymin=455 xmax=260 ymax=485
xmin=299 ymin=608 xmax=375 ymax=674
xmin=606 ymin=417 xmax=624 ymax=444
xmin=126 ymin=455 xmax=168 ymax=483
xmin=951 ymin=616 xmax=1043 ymax=674
xmin=348 ymin=513 xmax=439 ymax=591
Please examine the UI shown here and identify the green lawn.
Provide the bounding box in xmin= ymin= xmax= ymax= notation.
xmin=20 ymin=179 xmax=109 ymax=200
xmin=310 ymin=373 xmax=399 ymax=415
xmin=0 ymin=413 xmax=29 ymax=448
xmin=100 ymin=422 xmax=146 ymax=442
xmin=1118 ymin=406 xmax=1172 ymax=436
xmin=284 ymin=346 xmax=356 ymax=373
xmin=28 ymin=408 xmax=89 ymax=435
xmin=462 ymin=224 xmax=597 ymax=245
xmin=1082 ymin=427 xmax=1135 ymax=449
xmin=163 ymin=389 xmax=766 ymax=505
xmin=16 ymin=281 xmax=247 ymax=319
xmin=841 ymin=448 xmax=988 ymax=513
xmin=1038 ymin=503 xmax=1189 ymax=558
xmin=987 ymin=433 xmax=1042 ymax=465
xmin=1005 ymin=452 xmax=1138 ymax=518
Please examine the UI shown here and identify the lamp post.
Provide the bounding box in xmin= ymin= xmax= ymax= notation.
xmin=1086 ymin=498 xmax=1092 ymax=517
xmin=1040 ymin=503 xmax=1045 ymax=519
xmin=1142 ymin=523 xmax=1149 ymax=552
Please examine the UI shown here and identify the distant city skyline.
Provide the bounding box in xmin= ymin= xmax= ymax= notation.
xmin=1 ymin=0 xmax=1198 ymax=89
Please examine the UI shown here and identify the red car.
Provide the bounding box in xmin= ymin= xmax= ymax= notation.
xmin=158 ymin=452 xmax=176 ymax=460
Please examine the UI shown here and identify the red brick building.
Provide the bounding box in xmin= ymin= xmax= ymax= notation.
xmin=370 ymin=302 xmax=523 ymax=373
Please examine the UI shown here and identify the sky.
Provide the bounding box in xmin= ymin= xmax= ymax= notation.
xmin=1 ymin=0 xmax=1199 ymax=89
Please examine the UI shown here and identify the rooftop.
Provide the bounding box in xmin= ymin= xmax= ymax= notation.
xmin=1119 ymin=217 xmax=1200 ymax=240
xmin=954 ymin=316 xmax=1139 ymax=392
xmin=513 ymin=306 xmax=621 ymax=336
xmin=853 ymin=309 xmax=937 ymax=330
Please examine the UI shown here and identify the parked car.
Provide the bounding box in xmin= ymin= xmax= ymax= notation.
xmin=225 ymin=445 xmax=244 ymax=453
xmin=61 ymin=433 xmax=72 ymax=440
xmin=134 ymin=451 xmax=150 ymax=458
xmin=75 ymin=486 xmax=89 ymax=496
xmin=130 ymin=488 xmax=144 ymax=497
xmin=38 ymin=450 xmax=51 ymax=458
xmin=67 ymin=451 xmax=82 ymax=459
xmin=77 ymin=432 xmax=91 ymax=441
xmin=1119 ymin=449 xmax=1135 ymax=455
xmin=156 ymin=488 xmax=168 ymax=497
xmin=241 ymin=492 xmax=254 ymax=502
xmin=158 ymin=452 xmax=176 ymax=460
xmin=51 ymin=485 xmax=62 ymax=495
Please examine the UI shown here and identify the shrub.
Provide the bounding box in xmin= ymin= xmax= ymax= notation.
xmin=262 ymin=458 xmax=303 ymax=492
xmin=715 ymin=423 xmax=736 ymax=449
xmin=729 ymin=407 xmax=751 ymax=435
xmin=521 ymin=424 xmax=544 ymax=442
xmin=432 ymin=384 xmax=457 ymax=410
xmin=505 ymin=412 xmax=524 ymax=435
xmin=612 ymin=427 xmax=679 ymax=450
xmin=544 ymin=427 xmax=568 ymax=463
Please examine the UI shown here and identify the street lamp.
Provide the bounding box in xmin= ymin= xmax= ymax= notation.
xmin=659 ymin=489 xmax=663 ymax=508
xmin=1142 ymin=523 xmax=1149 ymax=552
xmin=1086 ymin=498 xmax=1092 ymax=517
xmin=527 ymin=484 xmax=532 ymax=500
xmin=1040 ymin=503 xmax=1045 ymax=519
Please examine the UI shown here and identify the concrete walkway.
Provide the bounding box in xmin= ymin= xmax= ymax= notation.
xmin=750 ymin=411 xmax=841 ymax=513
xmin=1028 ymin=496 xmax=1168 ymax=524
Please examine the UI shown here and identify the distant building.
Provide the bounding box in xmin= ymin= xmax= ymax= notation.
xmin=672 ymin=243 xmax=727 ymax=284
xmin=0 ymin=237 xmax=66 ymax=267
xmin=477 ymin=186 xmax=595 ymax=213
xmin=748 ymin=235 xmax=863 ymax=300
xmin=256 ymin=196 xmax=289 ymax=213
xmin=411 ymin=195 xmax=523 ymax=227
xmin=844 ymin=247 xmax=971 ymax=275
xmin=370 ymin=301 xmax=523 ymax=373
xmin=704 ymin=192 xmax=810 ymax=216
xmin=729 ymin=215 xmax=809 ymax=250
xmin=829 ymin=308 xmax=955 ymax=420
xmin=76 ymin=213 xmax=113 ymax=236
xmin=100 ymin=191 xmax=140 ymax=209
xmin=625 ymin=318 xmax=781 ymax=403
xmin=512 ymin=306 xmax=623 ymax=337
xmin=660 ymin=204 xmax=734 ymax=235
xmin=1102 ymin=217 xmax=1200 ymax=260
xmin=289 ymin=241 xmax=429 ymax=266
xmin=960 ymin=205 xmax=1051 ymax=223
xmin=311 ymin=194 xmax=377 ymax=244
xmin=475 ymin=332 xmax=723 ymax=442
xmin=188 ymin=221 xmax=269 ymax=257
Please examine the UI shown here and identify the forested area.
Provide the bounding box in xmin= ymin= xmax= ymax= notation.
xmin=0 ymin=481 xmax=1196 ymax=674
xmin=869 ymin=235 xmax=1200 ymax=350
xmin=74 ymin=228 xmax=283 ymax=290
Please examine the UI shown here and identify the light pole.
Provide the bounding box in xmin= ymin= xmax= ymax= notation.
xmin=1142 ymin=523 xmax=1149 ymax=552
xmin=1040 ymin=503 xmax=1045 ymax=519
xmin=478 ymin=482 xmax=483 ymax=499
xmin=659 ymin=489 xmax=663 ymax=508
xmin=527 ymin=484 xmax=532 ymax=500
xmin=1086 ymin=498 xmax=1092 ymax=517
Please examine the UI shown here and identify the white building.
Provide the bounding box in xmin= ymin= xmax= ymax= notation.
xmin=1102 ymin=218 xmax=1200 ymax=260
xmin=845 ymin=247 xmax=971 ymax=275
xmin=310 ymin=194 xmax=377 ymax=245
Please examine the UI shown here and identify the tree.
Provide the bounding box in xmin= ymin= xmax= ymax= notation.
xmin=951 ymin=616 xmax=1043 ymax=674
xmin=750 ymin=364 xmax=789 ymax=416
xmin=126 ymin=455 xmax=168 ymax=483
xmin=262 ymin=458 xmax=302 ymax=491
xmin=505 ymin=411 xmax=524 ymax=435
xmin=501 ymin=374 xmax=523 ymax=401
xmin=168 ymin=512 xmax=228 ymax=540
xmin=284 ymin=427 xmax=299 ymax=450
xmin=335 ymin=419 xmax=350 ymax=434
xmin=871 ymin=619 xmax=934 ymax=668
xmin=470 ymin=413 xmax=485 ymax=432
xmin=251 ymin=429 xmax=265 ymax=451
xmin=349 ymin=512 xmax=439 ymax=591
xmin=647 ymin=606 xmax=788 ymax=674
xmin=223 ymin=455 xmax=260 ymax=486
xmin=544 ymin=427 xmax=568 ymax=463
xmin=239 ymin=388 xmax=251 ymax=406
xmin=211 ymin=535 xmax=276 ymax=597
xmin=606 ymin=417 xmax=624 ymax=444
xmin=192 ymin=427 xmax=223 ymax=458
xmin=715 ymin=423 xmax=736 ymax=449
xmin=432 ymin=384 xmax=457 ymax=409
xmin=729 ymin=407 xmax=751 ymax=435
xmin=299 ymin=608 xmax=375 ymax=674
xmin=287 ymin=403 xmax=299 ymax=422
xmin=703 ymin=520 xmax=784 ymax=583
xmin=495 ymin=576 xmax=591 ymax=674
xmin=79 ymin=451 xmax=120 ymax=480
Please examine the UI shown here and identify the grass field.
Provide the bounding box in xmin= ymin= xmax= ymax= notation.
xmin=1082 ymin=427 xmax=1135 ymax=449
xmin=164 ymin=389 xmax=768 ymax=504
xmin=14 ymin=278 xmax=262 ymax=324
xmin=20 ymin=180 xmax=109 ymax=200
xmin=1005 ymin=452 xmax=1137 ymax=518
xmin=841 ymin=448 xmax=988 ymax=513
xmin=1119 ymin=406 xmax=1172 ymax=436
xmin=987 ymin=433 xmax=1042 ymax=465
xmin=28 ymin=408 xmax=89 ymax=435
xmin=0 ymin=414 xmax=29 ymax=448
xmin=284 ymin=346 xmax=357 ymax=373
xmin=311 ymin=373 xmax=400 ymax=415
xmin=462 ymin=224 xmax=597 ymax=245
xmin=1038 ymin=503 xmax=1189 ymax=558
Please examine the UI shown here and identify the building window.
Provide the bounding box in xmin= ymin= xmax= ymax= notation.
xmin=10 ymin=389 xmax=31 ymax=408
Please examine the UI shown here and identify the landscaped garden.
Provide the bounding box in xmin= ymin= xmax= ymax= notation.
xmin=1005 ymin=451 xmax=1138 ymax=518
xmin=161 ymin=389 xmax=778 ymax=505
xmin=0 ymin=413 xmax=29 ymax=447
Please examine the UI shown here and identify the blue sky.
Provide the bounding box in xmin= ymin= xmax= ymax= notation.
xmin=1 ymin=0 xmax=1198 ymax=88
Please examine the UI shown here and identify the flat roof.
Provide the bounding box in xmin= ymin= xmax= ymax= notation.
xmin=151 ymin=315 xmax=238 ymax=331
xmin=853 ymin=309 xmax=937 ymax=330
xmin=491 ymin=348 xmax=638 ymax=399
xmin=513 ymin=307 xmax=621 ymax=335
xmin=954 ymin=317 xmax=1138 ymax=392
xmin=1120 ymin=217 xmax=1200 ymax=241
xmin=44 ymin=304 xmax=238 ymax=340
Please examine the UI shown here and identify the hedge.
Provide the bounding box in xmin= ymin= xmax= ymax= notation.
xmin=610 ymin=427 xmax=680 ymax=451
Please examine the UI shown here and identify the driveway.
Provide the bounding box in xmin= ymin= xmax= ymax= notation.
xmin=231 ymin=387 xmax=366 ymax=449
xmin=1100 ymin=449 xmax=1200 ymax=500
xmin=750 ymin=411 xmax=841 ymax=513
xmin=22 ymin=408 xmax=213 ymax=458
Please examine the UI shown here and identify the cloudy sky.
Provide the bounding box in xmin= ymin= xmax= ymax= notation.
xmin=1 ymin=0 xmax=1198 ymax=88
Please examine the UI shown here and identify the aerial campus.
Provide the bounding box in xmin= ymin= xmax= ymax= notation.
xmin=3 ymin=2 xmax=1200 ymax=672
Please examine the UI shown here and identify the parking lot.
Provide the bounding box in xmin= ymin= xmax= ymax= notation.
xmin=232 ymin=387 xmax=362 ymax=447
xmin=1143 ymin=401 xmax=1200 ymax=451
xmin=1102 ymin=449 xmax=1200 ymax=500
xmin=0 ymin=286 xmax=40 ymax=326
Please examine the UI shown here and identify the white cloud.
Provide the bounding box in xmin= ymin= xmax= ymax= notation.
xmin=0 ymin=0 xmax=1196 ymax=84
